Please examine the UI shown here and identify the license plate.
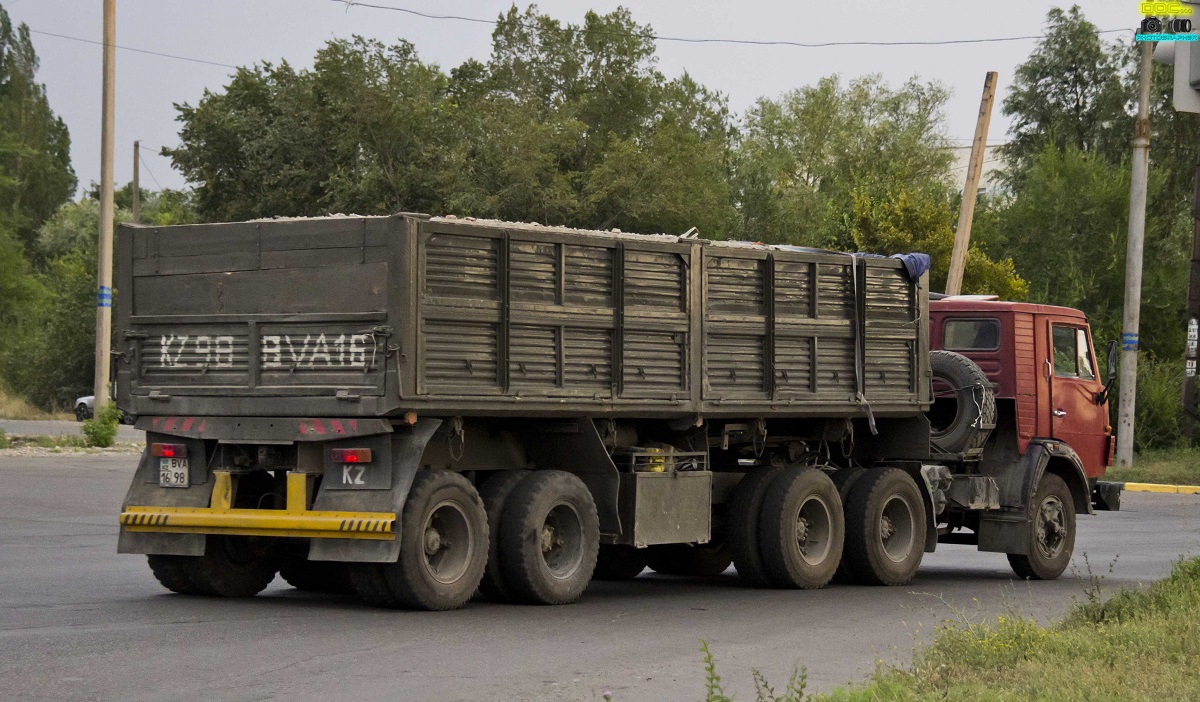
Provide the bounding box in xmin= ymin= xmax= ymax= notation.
xmin=159 ymin=458 xmax=189 ymax=488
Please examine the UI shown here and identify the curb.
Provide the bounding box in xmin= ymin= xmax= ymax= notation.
xmin=1119 ymin=482 xmax=1200 ymax=495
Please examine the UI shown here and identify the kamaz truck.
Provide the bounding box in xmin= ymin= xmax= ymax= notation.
xmin=113 ymin=214 xmax=1117 ymax=610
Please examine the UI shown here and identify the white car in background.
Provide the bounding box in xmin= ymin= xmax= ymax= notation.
xmin=73 ymin=395 xmax=136 ymax=424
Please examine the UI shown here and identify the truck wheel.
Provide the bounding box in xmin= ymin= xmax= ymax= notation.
xmin=844 ymin=468 xmax=926 ymax=586
xmin=1008 ymin=473 xmax=1075 ymax=581
xmin=758 ymin=467 xmax=843 ymax=589
xmin=646 ymin=542 xmax=733 ymax=577
xmin=499 ymin=471 xmax=600 ymax=605
xmin=594 ymin=545 xmax=648 ymax=580
xmin=352 ymin=470 xmax=489 ymax=610
xmin=149 ymin=536 xmax=278 ymax=597
xmin=728 ymin=467 xmax=783 ymax=587
xmin=279 ymin=560 xmax=354 ymax=594
xmin=477 ymin=470 xmax=530 ymax=601
xmin=829 ymin=467 xmax=866 ymax=584
xmin=928 ymin=350 xmax=996 ymax=454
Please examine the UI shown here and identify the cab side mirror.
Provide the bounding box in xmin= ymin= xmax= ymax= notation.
xmin=1106 ymin=340 xmax=1119 ymax=381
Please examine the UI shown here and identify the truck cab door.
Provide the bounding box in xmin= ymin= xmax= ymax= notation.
xmin=1047 ymin=321 xmax=1108 ymax=477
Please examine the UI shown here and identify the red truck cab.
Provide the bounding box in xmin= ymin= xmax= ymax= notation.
xmin=930 ymin=297 xmax=1115 ymax=481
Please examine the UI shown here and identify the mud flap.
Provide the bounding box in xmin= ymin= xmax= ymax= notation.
xmin=308 ymin=418 xmax=442 ymax=563
xmin=118 ymin=438 xmax=212 ymax=556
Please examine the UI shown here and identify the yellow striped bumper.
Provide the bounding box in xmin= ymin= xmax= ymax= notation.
xmin=119 ymin=471 xmax=397 ymax=541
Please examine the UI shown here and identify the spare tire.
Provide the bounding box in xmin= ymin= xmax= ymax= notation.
xmin=928 ymin=350 xmax=996 ymax=455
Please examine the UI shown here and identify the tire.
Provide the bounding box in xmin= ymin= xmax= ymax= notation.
xmin=646 ymin=542 xmax=733 ymax=577
xmin=594 ymin=545 xmax=649 ymax=580
xmin=477 ymin=470 xmax=530 ymax=601
xmin=844 ymin=468 xmax=927 ymax=586
xmin=830 ymin=468 xmax=866 ymax=584
xmin=75 ymin=404 xmax=90 ymax=422
xmin=147 ymin=554 xmax=208 ymax=595
xmin=928 ymin=350 xmax=997 ymax=454
xmin=499 ymin=471 xmax=600 ymax=605
xmin=148 ymin=535 xmax=278 ymax=597
xmin=758 ymin=467 xmax=844 ymax=589
xmin=728 ymin=467 xmax=783 ymax=587
xmin=1008 ymin=473 xmax=1075 ymax=581
xmin=350 ymin=470 xmax=489 ymax=610
xmin=279 ymin=559 xmax=354 ymax=594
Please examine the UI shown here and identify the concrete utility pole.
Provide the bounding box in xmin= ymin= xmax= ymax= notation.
xmin=1116 ymin=41 xmax=1154 ymax=467
xmin=93 ymin=0 xmax=116 ymax=409
xmin=1184 ymin=164 xmax=1200 ymax=443
xmin=131 ymin=140 xmax=140 ymax=224
xmin=945 ymin=71 xmax=998 ymax=296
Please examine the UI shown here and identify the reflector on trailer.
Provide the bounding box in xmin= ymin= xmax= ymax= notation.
xmin=331 ymin=448 xmax=372 ymax=463
xmin=150 ymin=443 xmax=186 ymax=458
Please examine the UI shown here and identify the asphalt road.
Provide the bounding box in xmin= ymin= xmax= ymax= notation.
xmin=0 ymin=419 xmax=142 ymax=443
xmin=2 ymin=454 xmax=1198 ymax=702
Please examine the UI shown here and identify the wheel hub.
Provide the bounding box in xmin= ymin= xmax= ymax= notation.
xmin=424 ymin=527 xmax=443 ymax=556
xmin=1036 ymin=497 xmax=1066 ymax=559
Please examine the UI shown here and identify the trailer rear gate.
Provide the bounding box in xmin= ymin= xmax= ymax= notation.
xmin=117 ymin=214 xmax=930 ymax=420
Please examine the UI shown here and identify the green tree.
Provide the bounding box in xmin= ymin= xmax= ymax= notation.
xmin=976 ymin=145 xmax=1186 ymax=358
xmin=1000 ymin=5 xmax=1129 ymax=184
xmin=0 ymin=5 xmax=76 ymax=246
xmin=736 ymin=74 xmax=1025 ymax=296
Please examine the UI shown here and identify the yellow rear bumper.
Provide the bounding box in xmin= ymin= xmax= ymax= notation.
xmin=120 ymin=471 xmax=396 ymax=541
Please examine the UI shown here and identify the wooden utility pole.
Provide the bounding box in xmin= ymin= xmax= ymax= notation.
xmin=945 ymin=71 xmax=998 ymax=296
xmin=93 ymin=0 xmax=116 ymax=408
xmin=1115 ymin=41 xmax=1154 ymax=468
xmin=131 ymin=140 xmax=140 ymax=224
xmin=1183 ymin=163 xmax=1200 ymax=444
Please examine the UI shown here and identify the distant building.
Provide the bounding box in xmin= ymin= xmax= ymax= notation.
xmin=949 ymin=144 xmax=1005 ymax=196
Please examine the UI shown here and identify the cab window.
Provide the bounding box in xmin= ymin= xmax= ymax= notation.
xmin=943 ymin=318 xmax=1000 ymax=351
xmin=1051 ymin=325 xmax=1095 ymax=380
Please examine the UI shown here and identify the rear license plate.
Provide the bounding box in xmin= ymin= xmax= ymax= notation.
xmin=159 ymin=458 xmax=189 ymax=488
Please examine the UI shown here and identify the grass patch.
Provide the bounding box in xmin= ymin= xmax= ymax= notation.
xmin=0 ymin=384 xmax=71 ymax=420
xmin=1104 ymin=447 xmax=1200 ymax=485
xmin=809 ymin=557 xmax=1200 ymax=701
xmin=695 ymin=557 xmax=1200 ymax=701
xmin=4 ymin=434 xmax=89 ymax=449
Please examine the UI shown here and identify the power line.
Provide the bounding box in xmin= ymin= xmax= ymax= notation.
xmin=138 ymin=152 xmax=163 ymax=190
xmin=332 ymin=1 xmax=1131 ymax=49
xmin=27 ymin=28 xmax=237 ymax=69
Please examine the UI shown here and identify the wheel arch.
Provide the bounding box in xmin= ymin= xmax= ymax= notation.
xmin=1027 ymin=440 xmax=1093 ymax=517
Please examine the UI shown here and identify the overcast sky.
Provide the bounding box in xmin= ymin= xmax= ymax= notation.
xmin=7 ymin=0 xmax=1137 ymax=195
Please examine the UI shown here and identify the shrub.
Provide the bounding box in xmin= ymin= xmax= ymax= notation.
xmin=0 ymin=428 xmax=9 ymax=449
xmin=1132 ymin=356 xmax=1186 ymax=452
xmin=81 ymin=401 xmax=121 ymax=448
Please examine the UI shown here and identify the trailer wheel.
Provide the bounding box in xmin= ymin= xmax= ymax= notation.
xmin=594 ymin=545 xmax=649 ymax=580
xmin=844 ymin=468 xmax=926 ymax=586
xmin=148 ymin=536 xmax=278 ymax=597
xmin=646 ymin=542 xmax=733 ymax=577
xmin=728 ymin=467 xmax=783 ymax=587
xmin=829 ymin=467 xmax=866 ymax=584
xmin=477 ymin=470 xmax=530 ymax=601
xmin=279 ymin=560 xmax=354 ymax=594
xmin=499 ymin=471 xmax=599 ymax=605
xmin=147 ymin=554 xmax=208 ymax=595
xmin=758 ymin=467 xmax=843 ymax=589
xmin=351 ymin=470 xmax=489 ymax=610
xmin=1008 ymin=473 xmax=1075 ymax=581
xmin=928 ymin=350 xmax=996 ymax=454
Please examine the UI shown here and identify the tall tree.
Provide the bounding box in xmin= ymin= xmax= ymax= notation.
xmin=735 ymin=74 xmax=1025 ymax=297
xmin=0 ymin=4 xmax=76 ymax=247
xmin=1000 ymin=5 xmax=1129 ymax=183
